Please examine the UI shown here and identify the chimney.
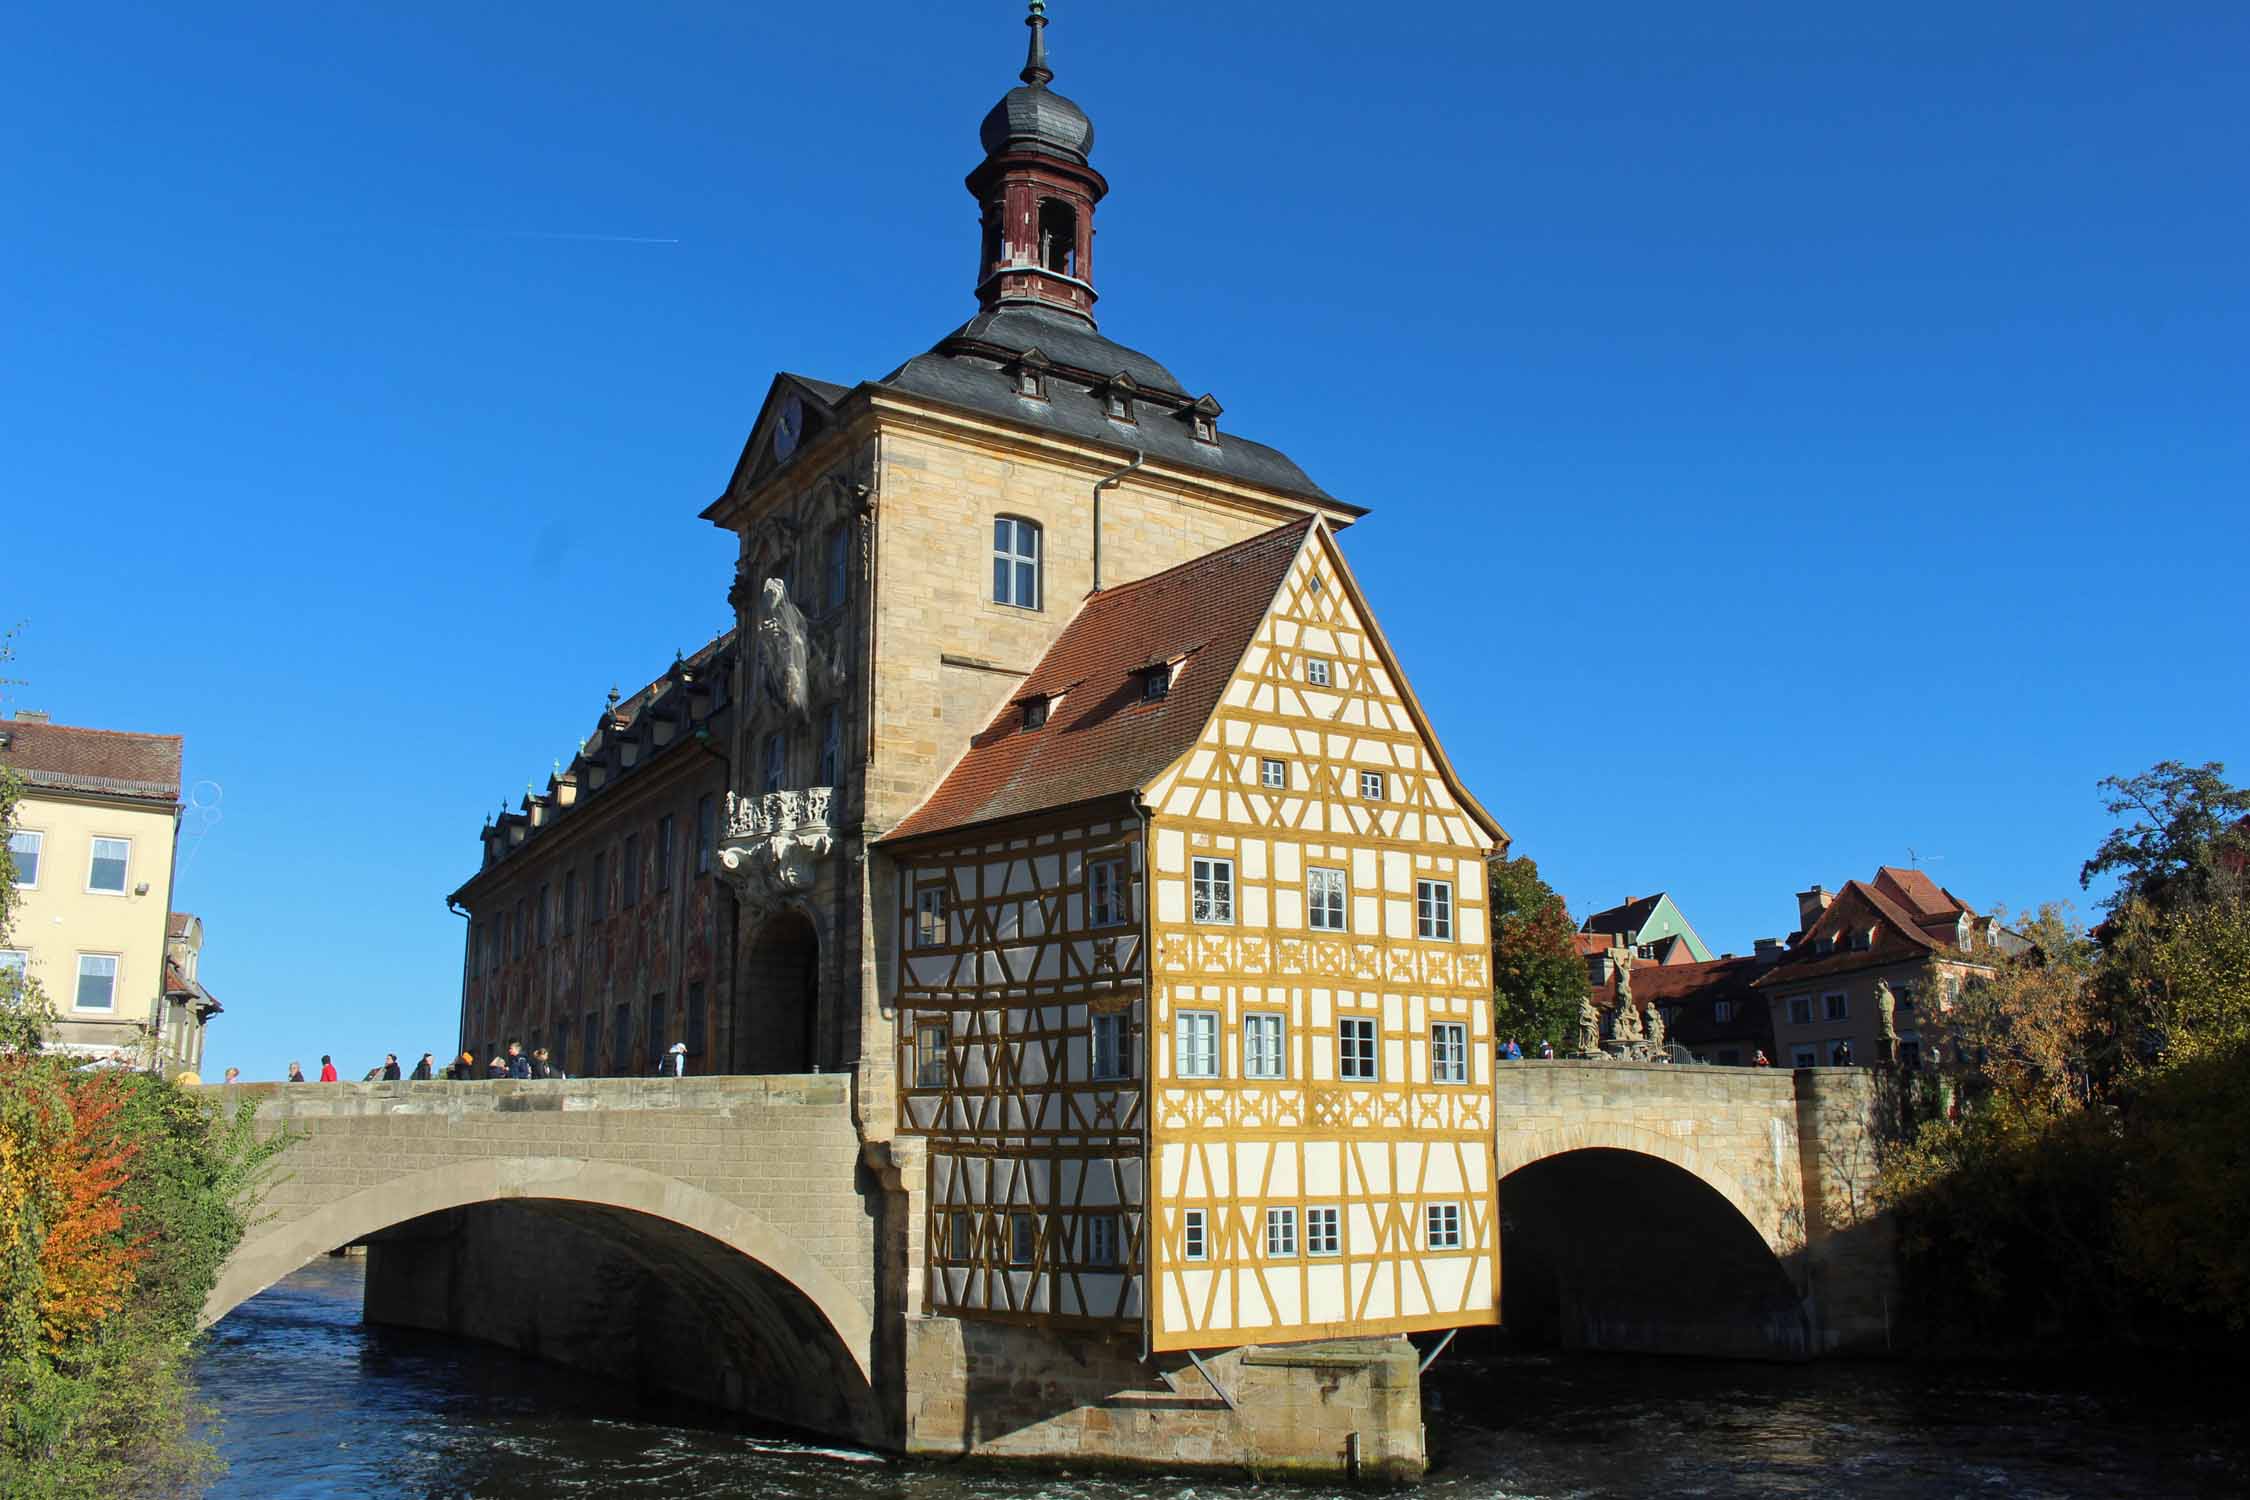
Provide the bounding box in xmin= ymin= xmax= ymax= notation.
xmin=13 ymin=709 xmax=50 ymax=724
xmin=1795 ymin=886 xmax=1833 ymax=932
xmin=1754 ymin=936 xmax=1786 ymax=964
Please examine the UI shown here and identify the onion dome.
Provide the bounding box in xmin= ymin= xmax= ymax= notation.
xmin=979 ymin=2 xmax=1094 ymax=163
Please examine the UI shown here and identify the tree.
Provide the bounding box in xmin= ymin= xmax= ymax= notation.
xmin=1933 ymin=903 xmax=2094 ymax=1110
xmin=2080 ymin=760 xmax=2250 ymax=915
xmin=1488 ymin=854 xmax=1586 ymax=1047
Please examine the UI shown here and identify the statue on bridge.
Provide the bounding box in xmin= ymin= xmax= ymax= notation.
xmin=1609 ymin=962 xmax=1644 ymax=1045
xmin=1574 ymin=992 xmax=1602 ymax=1058
xmin=1875 ymin=979 xmax=1899 ymax=1066
xmin=1646 ymin=998 xmax=1666 ymax=1053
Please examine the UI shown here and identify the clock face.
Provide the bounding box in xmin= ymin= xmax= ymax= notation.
xmin=773 ymin=395 xmax=804 ymax=461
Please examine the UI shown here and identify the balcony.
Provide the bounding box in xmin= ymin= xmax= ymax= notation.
xmin=718 ymin=788 xmax=836 ymax=911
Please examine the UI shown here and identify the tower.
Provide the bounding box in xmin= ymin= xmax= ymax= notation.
xmin=969 ymin=2 xmax=1109 ymax=323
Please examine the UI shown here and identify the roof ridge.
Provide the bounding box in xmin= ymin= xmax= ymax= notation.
xmin=5 ymin=721 xmax=183 ymax=743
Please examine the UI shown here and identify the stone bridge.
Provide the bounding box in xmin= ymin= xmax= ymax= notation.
xmin=201 ymin=1063 xmax=1895 ymax=1467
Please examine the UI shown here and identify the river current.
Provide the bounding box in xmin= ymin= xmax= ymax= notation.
xmin=193 ymin=1260 xmax=2246 ymax=1499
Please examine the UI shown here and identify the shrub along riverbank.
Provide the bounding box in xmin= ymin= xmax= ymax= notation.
xmin=1878 ymin=762 xmax=2250 ymax=1351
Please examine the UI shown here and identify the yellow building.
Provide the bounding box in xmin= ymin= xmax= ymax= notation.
xmin=1 ymin=711 xmax=189 ymax=1067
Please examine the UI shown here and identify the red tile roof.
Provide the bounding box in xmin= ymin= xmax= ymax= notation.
xmin=1872 ymin=866 xmax=1967 ymax=922
xmin=883 ymin=519 xmax=1315 ymax=843
xmin=1752 ymin=878 xmax=1970 ymax=988
xmin=1 ymin=718 xmax=181 ymax=804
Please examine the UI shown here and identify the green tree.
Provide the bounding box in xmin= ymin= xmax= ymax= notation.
xmin=1487 ymin=854 xmax=1585 ymax=1047
xmin=2080 ymin=759 xmax=2250 ymax=915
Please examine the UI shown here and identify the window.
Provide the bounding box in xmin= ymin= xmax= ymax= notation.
xmin=622 ymin=835 xmax=641 ymax=908
xmin=86 ymin=837 xmax=129 ymax=894
xmin=1009 ymin=1212 xmax=1036 ymax=1267
xmin=1243 ymin=1013 xmax=1285 ymax=1079
xmin=656 ymin=815 xmax=676 ymax=893
xmin=611 ymin=1004 xmax=633 ymax=1074
xmin=1016 ymin=363 xmax=1047 ymax=400
xmin=591 ymin=851 xmax=609 ymax=920
xmin=1192 ymin=409 xmax=1217 ymax=444
xmin=1900 ymin=1035 xmax=1923 ymax=1071
xmin=993 ymin=517 xmax=1042 ymax=609
xmin=1176 ymin=1011 xmax=1219 ymax=1079
xmin=1260 ymin=757 xmax=1286 ymax=790
xmin=1084 ymin=1213 xmax=1121 ymax=1267
xmin=1787 ymin=995 xmax=1813 ymax=1026
xmin=648 ymin=994 xmax=668 ymax=1067
xmin=580 ymin=1011 xmax=597 ymax=1077
xmin=1426 ymin=1203 xmax=1463 ymax=1251
xmin=1431 ymin=1022 xmax=1468 ymax=1084
xmin=536 ymin=883 xmax=551 ymax=945
xmin=1038 ymin=199 xmax=1079 ymax=276
xmin=1182 ymin=1209 xmax=1207 ymax=1261
xmin=1824 ymin=992 xmax=1849 ymax=1021
xmin=1191 ymin=857 xmax=1233 ymax=924
xmin=561 ymin=871 xmax=577 ymax=935
xmin=1265 ymin=1207 xmax=1297 ymax=1257
xmin=1339 ymin=1016 xmax=1378 ymax=1081
xmin=949 ymin=1212 xmax=973 ymax=1262
xmin=1088 ymin=857 xmax=1128 ymax=927
xmin=1791 ymin=1044 xmax=1818 ymax=1069
xmin=818 ymin=707 xmax=842 ymax=786
xmin=1851 ymin=926 xmax=1874 ymax=952
xmin=1022 ymin=696 xmax=1049 ymax=730
xmin=1306 ymin=658 xmax=1331 ymax=687
xmin=0 ymin=951 xmax=26 ymax=984
xmin=1140 ymin=665 xmax=1170 ymax=701
xmin=1308 ymin=867 xmax=1347 ymax=931
xmin=762 ymin=732 xmax=786 ymax=794
xmin=1713 ymin=998 xmax=1734 ymax=1023
xmin=1307 ymin=1206 xmax=1341 ymax=1256
xmin=914 ymin=885 xmax=947 ymax=948
xmin=1090 ymin=1011 xmax=1132 ymax=1081
xmin=686 ymin=983 xmax=707 ymax=1057
xmin=75 ymin=954 xmax=119 ymax=1012
xmin=7 ymin=831 xmax=39 ymax=888
xmin=695 ymin=795 xmax=715 ymax=876
xmin=1360 ymin=771 xmax=1386 ymax=801
xmin=555 ymin=1018 xmax=572 ymax=1074
xmin=915 ymin=1020 xmax=949 ymax=1088
xmin=827 ymin=523 xmax=851 ymax=610
xmin=1417 ymin=880 xmax=1453 ymax=941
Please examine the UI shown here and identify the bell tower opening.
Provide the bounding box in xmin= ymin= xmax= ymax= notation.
xmin=1038 ymin=200 xmax=1079 ymax=276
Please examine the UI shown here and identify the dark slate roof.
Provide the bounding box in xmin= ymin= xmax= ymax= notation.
xmin=981 ymin=83 xmax=1094 ymax=162
xmin=1582 ymin=893 xmax=1666 ymax=939
xmin=882 ymin=518 xmax=1314 ymax=843
xmin=1 ymin=719 xmax=181 ymax=804
xmin=871 ymin=304 xmax=1340 ymax=506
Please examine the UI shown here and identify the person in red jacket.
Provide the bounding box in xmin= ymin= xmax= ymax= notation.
xmin=318 ymin=1054 xmax=339 ymax=1082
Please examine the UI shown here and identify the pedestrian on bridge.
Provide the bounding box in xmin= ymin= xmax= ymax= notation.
xmin=286 ymin=1061 xmax=306 ymax=1083
xmin=657 ymin=1041 xmax=687 ymax=1078
xmin=378 ymin=1054 xmax=402 ymax=1081
xmin=506 ymin=1041 xmax=533 ymax=1080
xmin=410 ymin=1052 xmax=435 ymax=1080
xmin=447 ymin=1050 xmax=479 ymax=1081
xmin=318 ymin=1055 xmax=338 ymax=1082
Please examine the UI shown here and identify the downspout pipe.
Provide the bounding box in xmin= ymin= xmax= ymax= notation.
xmin=1091 ymin=448 xmax=1144 ymax=594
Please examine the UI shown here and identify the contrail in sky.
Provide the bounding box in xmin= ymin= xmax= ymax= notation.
xmin=504 ymin=231 xmax=681 ymax=244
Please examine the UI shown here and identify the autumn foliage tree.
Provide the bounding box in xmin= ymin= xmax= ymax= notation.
xmin=1488 ymin=854 xmax=1587 ymax=1047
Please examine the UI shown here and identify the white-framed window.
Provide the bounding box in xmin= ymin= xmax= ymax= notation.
xmin=949 ymin=1212 xmax=973 ymax=1261
xmin=1431 ymin=1022 xmax=1469 ymax=1083
xmin=1243 ymin=1013 xmax=1286 ymax=1079
xmin=1176 ymin=1010 xmax=1219 ymax=1079
xmin=1359 ymin=771 xmax=1386 ymax=800
xmin=1713 ymin=998 xmax=1734 ymax=1023
xmin=1339 ymin=1016 xmax=1378 ymax=1081
xmin=1787 ymin=995 xmax=1813 ymax=1026
xmin=1089 ymin=1010 xmax=1132 ymax=1081
xmin=993 ymin=516 xmax=1042 ymax=609
xmin=1416 ymin=879 xmax=1453 ymax=940
xmin=0 ymin=950 xmax=26 ymax=987
xmin=1265 ymin=1206 xmax=1297 ymax=1257
xmin=1260 ymin=757 xmax=1286 ymax=790
xmin=1792 ymin=1044 xmax=1819 ymax=1069
xmin=1191 ymin=857 xmax=1234 ymax=924
xmin=75 ymin=954 xmax=119 ymax=1012
xmin=1140 ymin=665 xmax=1171 ymax=701
xmin=1306 ymin=658 xmax=1331 ymax=687
xmin=1084 ymin=1213 xmax=1121 ymax=1267
xmin=1824 ymin=991 xmax=1850 ymax=1021
xmin=1426 ymin=1202 xmax=1464 ymax=1250
xmin=1307 ymin=1205 xmax=1341 ymax=1256
xmin=86 ymin=837 xmax=129 ymax=894
xmin=6 ymin=830 xmax=40 ymax=888
xmin=1307 ymin=867 xmax=1348 ymax=931
xmin=915 ymin=1020 xmax=949 ymax=1088
xmin=914 ymin=885 xmax=947 ymax=948
xmin=1089 ymin=857 xmax=1128 ymax=927
xmin=818 ymin=706 xmax=842 ymax=786
xmin=761 ymin=732 xmax=787 ymax=794
xmin=1009 ymin=1212 xmax=1036 ymax=1266
xmin=1182 ymin=1208 xmax=1208 ymax=1261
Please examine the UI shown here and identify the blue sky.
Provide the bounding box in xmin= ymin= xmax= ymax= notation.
xmin=4 ymin=2 xmax=2244 ymax=1077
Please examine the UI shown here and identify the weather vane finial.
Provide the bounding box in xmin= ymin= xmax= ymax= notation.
xmin=1021 ymin=1 xmax=1053 ymax=89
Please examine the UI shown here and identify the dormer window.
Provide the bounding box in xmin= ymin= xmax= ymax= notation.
xmin=1185 ymin=393 xmax=1223 ymax=445
xmin=1851 ymin=926 xmax=1874 ymax=952
xmin=1022 ymin=696 xmax=1050 ymax=730
xmin=1140 ymin=665 xmax=1171 ymax=702
xmin=1105 ymin=373 xmax=1139 ymax=424
xmin=1013 ymin=348 xmax=1051 ymax=401
xmin=1814 ymin=934 xmax=1836 ymax=956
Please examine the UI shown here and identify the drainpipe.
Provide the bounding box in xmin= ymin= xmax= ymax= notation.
xmin=1091 ymin=449 xmax=1144 ymax=594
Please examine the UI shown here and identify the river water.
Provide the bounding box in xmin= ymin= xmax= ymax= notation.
xmin=194 ymin=1260 xmax=2246 ymax=1499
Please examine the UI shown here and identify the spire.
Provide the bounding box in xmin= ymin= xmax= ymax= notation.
xmin=1020 ymin=1 xmax=1053 ymax=88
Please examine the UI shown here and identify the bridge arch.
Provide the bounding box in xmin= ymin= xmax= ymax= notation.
xmin=207 ymin=1154 xmax=874 ymax=1387
xmin=1496 ymin=1121 xmax=1795 ymax=1259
